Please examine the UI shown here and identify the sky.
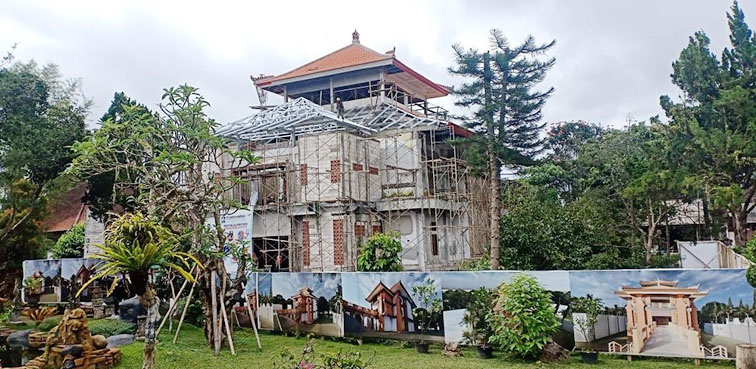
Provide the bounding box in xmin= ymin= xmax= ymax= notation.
xmin=271 ymin=272 xmax=340 ymax=300
xmin=440 ymin=270 xmax=570 ymax=292
xmin=569 ymin=269 xmax=752 ymax=309
xmin=2 ymin=0 xmax=750 ymax=129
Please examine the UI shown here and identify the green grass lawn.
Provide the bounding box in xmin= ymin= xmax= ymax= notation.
xmin=118 ymin=323 xmax=734 ymax=369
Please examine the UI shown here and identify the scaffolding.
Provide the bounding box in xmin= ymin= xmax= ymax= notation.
xmin=219 ymin=96 xmax=489 ymax=272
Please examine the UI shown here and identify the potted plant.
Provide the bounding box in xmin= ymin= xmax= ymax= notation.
xmin=571 ymin=296 xmax=603 ymax=364
xmin=462 ymin=288 xmax=495 ymax=359
xmin=411 ymin=279 xmax=441 ymax=353
xmin=23 ymin=274 xmax=43 ymax=306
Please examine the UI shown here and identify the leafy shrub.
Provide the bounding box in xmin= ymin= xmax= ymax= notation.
xmin=488 ymin=273 xmax=559 ymax=359
xmin=51 ymin=222 xmax=85 ymax=258
xmin=88 ymin=318 xmax=134 ymax=337
xmin=357 ymin=232 xmax=402 ymax=272
xmin=0 ymin=304 xmax=12 ymax=327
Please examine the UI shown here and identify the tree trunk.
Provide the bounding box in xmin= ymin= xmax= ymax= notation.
xmin=140 ymin=285 xmax=160 ymax=369
xmin=734 ymin=210 xmax=749 ymax=247
xmin=482 ymin=51 xmax=501 ymax=270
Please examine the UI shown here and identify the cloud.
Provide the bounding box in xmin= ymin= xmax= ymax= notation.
xmin=1 ymin=0 xmax=746 ymax=128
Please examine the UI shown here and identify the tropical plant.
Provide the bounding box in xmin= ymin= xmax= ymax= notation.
xmin=356 ymin=232 xmax=402 ymax=272
xmin=23 ymin=274 xmax=43 ymax=295
xmin=22 ymin=306 xmax=57 ymax=326
xmin=488 ymin=273 xmax=559 ymax=359
xmin=411 ymin=279 xmax=441 ymax=346
xmin=571 ymin=296 xmax=604 ymax=351
xmin=77 ymin=212 xmax=201 ymax=369
xmin=51 ymin=222 xmax=85 ymax=258
xmin=461 ymin=288 xmax=495 ymax=349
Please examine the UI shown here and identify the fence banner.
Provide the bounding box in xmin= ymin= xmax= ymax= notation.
xmin=569 ymin=269 xmax=749 ymax=358
xmin=23 ymin=260 xmax=749 ymax=359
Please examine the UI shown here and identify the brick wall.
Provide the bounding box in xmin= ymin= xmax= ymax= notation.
xmin=302 ymin=221 xmax=310 ymax=266
xmin=333 ymin=218 xmax=344 ymax=265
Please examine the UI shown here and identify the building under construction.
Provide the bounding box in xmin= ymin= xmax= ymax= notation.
xmin=218 ymin=31 xmax=488 ymax=272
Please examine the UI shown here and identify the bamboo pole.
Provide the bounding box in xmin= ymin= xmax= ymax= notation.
xmin=220 ymin=273 xmax=236 ymax=355
xmin=172 ymin=279 xmax=196 ymax=344
xmin=211 ymin=270 xmax=220 ymax=355
xmin=155 ymin=268 xmax=194 ymax=338
xmin=245 ymin=295 xmax=262 ymax=349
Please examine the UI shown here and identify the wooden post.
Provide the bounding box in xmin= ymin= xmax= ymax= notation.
xmin=220 ymin=273 xmax=236 ymax=356
xmin=173 ymin=280 xmax=196 ymax=344
xmin=211 ymin=270 xmax=220 ymax=355
xmin=737 ymin=344 xmax=756 ymax=369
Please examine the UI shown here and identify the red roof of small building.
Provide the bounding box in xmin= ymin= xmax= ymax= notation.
xmin=44 ymin=183 xmax=87 ymax=233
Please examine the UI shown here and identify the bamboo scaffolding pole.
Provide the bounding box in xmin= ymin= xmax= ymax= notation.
xmin=220 ymin=273 xmax=236 ymax=355
xmin=172 ymin=279 xmax=196 ymax=344
xmin=245 ymin=295 xmax=262 ymax=349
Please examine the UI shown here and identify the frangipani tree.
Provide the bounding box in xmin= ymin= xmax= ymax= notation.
xmin=78 ymin=212 xmax=202 ymax=369
xmin=67 ymin=85 xmax=258 ymax=351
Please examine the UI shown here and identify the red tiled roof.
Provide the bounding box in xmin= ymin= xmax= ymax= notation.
xmin=44 ymin=183 xmax=87 ymax=233
xmin=256 ymin=43 xmax=394 ymax=86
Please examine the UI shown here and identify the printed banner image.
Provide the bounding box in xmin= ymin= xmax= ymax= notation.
xmin=569 ymin=269 xmax=751 ymax=358
xmin=440 ymin=271 xmax=571 ymax=347
xmin=264 ymin=273 xmax=344 ymax=336
xmin=22 ymin=259 xmax=61 ymax=304
xmin=342 ymin=272 xmax=443 ymax=342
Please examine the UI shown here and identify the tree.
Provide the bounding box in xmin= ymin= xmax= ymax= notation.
xmin=662 ymin=1 xmax=756 ymax=246
xmin=577 ymin=123 xmax=685 ymax=263
xmin=571 ymin=296 xmax=604 ymax=346
xmin=0 ymin=60 xmax=88 ymax=245
xmin=81 ymin=92 xmax=149 ymax=222
xmin=449 ymin=30 xmax=555 ymax=268
xmin=50 ymin=221 xmax=85 ymax=258
xmin=78 ymin=212 xmax=200 ymax=369
xmin=356 ymin=232 xmax=402 ymax=272
xmin=488 ymin=273 xmax=558 ymax=359
xmin=68 ymin=85 xmax=258 ymax=350
xmin=411 ymin=279 xmax=442 ymax=346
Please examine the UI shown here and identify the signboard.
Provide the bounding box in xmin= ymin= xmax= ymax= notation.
xmin=206 ymin=209 xmax=254 ymax=279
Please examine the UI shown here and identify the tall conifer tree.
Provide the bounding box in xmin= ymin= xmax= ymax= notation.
xmin=449 ymin=30 xmax=555 ymax=268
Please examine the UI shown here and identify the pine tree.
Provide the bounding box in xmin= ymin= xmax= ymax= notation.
xmin=449 ymin=29 xmax=555 ymax=268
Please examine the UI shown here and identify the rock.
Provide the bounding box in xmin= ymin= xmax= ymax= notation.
xmin=539 ymin=340 xmax=569 ymax=363
xmin=60 ymin=344 xmax=84 ymax=357
xmin=442 ymin=342 xmax=463 ymax=357
xmin=7 ymin=329 xmax=31 ymax=349
xmin=118 ymin=296 xmax=146 ymax=323
xmin=92 ymin=334 xmax=108 ymax=349
xmin=106 ymin=334 xmax=135 ymax=348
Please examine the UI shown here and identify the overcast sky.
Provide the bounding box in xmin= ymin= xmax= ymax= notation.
xmin=2 ymin=0 xmax=750 ymax=129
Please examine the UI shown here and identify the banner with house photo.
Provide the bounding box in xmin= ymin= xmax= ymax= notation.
xmin=342 ymin=272 xmax=444 ymax=342
xmin=569 ymin=269 xmax=749 ymax=359
xmin=440 ymin=271 xmax=571 ymax=346
xmin=261 ymin=272 xmax=344 ymax=336
xmin=22 ymin=259 xmax=61 ymax=304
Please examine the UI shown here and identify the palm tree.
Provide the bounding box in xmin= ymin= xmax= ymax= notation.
xmin=78 ymin=212 xmax=201 ymax=369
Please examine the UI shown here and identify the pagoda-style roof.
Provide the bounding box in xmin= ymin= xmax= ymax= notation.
xmin=364 ymin=280 xmax=416 ymax=308
xmin=293 ymin=287 xmax=315 ymax=299
xmin=254 ymin=30 xmax=449 ymax=100
xmin=614 ymin=279 xmax=708 ymax=300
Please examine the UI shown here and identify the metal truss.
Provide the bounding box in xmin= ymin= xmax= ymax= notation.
xmin=217 ymin=98 xmax=447 ymax=141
